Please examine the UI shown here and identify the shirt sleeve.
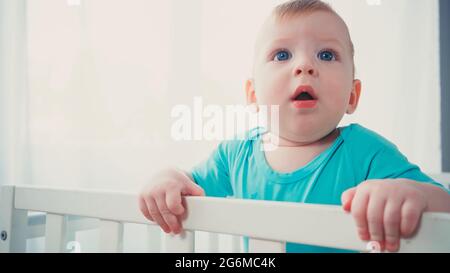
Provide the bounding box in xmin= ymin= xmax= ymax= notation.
xmin=366 ymin=145 xmax=450 ymax=194
xmin=189 ymin=141 xmax=234 ymax=198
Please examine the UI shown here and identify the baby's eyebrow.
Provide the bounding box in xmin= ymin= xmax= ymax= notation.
xmin=318 ymin=37 xmax=346 ymax=51
xmin=264 ymin=37 xmax=346 ymax=52
xmin=260 ymin=38 xmax=295 ymax=55
xmin=266 ymin=37 xmax=295 ymax=48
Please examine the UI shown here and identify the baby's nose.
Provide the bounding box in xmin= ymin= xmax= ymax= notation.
xmin=294 ymin=65 xmax=317 ymax=77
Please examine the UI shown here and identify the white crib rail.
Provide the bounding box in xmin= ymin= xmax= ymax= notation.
xmin=1 ymin=184 xmax=449 ymax=253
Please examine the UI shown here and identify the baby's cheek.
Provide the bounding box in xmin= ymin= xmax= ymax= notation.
xmin=322 ymin=83 xmax=352 ymax=107
xmin=257 ymin=88 xmax=283 ymax=106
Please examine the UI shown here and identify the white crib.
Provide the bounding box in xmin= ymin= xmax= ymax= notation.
xmin=1 ymin=174 xmax=449 ymax=253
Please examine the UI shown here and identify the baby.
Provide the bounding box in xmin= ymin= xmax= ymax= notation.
xmin=138 ymin=0 xmax=450 ymax=252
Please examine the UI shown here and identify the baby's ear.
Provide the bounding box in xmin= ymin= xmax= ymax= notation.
xmin=245 ymin=79 xmax=258 ymax=105
xmin=346 ymin=79 xmax=362 ymax=114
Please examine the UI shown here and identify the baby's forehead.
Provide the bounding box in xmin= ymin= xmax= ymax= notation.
xmin=255 ymin=11 xmax=352 ymax=55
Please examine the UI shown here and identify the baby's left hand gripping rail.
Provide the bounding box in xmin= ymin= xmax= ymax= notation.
xmin=1 ymin=184 xmax=449 ymax=253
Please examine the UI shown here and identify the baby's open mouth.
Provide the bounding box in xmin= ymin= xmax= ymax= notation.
xmin=291 ymin=85 xmax=318 ymax=101
xmin=294 ymin=92 xmax=315 ymax=101
xmin=291 ymin=85 xmax=318 ymax=109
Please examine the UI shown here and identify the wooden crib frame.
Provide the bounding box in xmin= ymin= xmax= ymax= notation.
xmin=1 ymin=180 xmax=449 ymax=253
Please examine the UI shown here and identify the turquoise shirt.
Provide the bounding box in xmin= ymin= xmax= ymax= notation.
xmin=190 ymin=124 xmax=448 ymax=253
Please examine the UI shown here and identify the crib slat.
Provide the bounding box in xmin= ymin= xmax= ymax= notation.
xmin=100 ymin=220 xmax=123 ymax=253
xmin=0 ymin=186 xmax=28 ymax=253
xmin=249 ymin=238 xmax=286 ymax=253
xmin=162 ymin=231 xmax=194 ymax=253
xmin=27 ymin=214 xmax=98 ymax=239
xmin=231 ymin=235 xmax=241 ymax=253
xmin=45 ymin=214 xmax=67 ymax=253
xmin=147 ymin=225 xmax=161 ymax=253
xmin=207 ymin=232 xmax=219 ymax=253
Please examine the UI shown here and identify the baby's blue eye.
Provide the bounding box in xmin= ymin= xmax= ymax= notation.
xmin=318 ymin=50 xmax=336 ymax=61
xmin=274 ymin=50 xmax=291 ymax=61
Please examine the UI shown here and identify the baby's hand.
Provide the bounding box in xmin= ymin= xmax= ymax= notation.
xmin=341 ymin=179 xmax=428 ymax=252
xmin=138 ymin=168 xmax=205 ymax=234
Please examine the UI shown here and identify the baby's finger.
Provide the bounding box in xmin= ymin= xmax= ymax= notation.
xmin=400 ymin=200 xmax=422 ymax=237
xmin=155 ymin=194 xmax=182 ymax=234
xmin=350 ymin=189 xmax=370 ymax=241
xmin=138 ymin=195 xmax=153 ymax=221
xmin=341 ymin=188 xmax=356 ymax=212
xmin=166 ymin=188 xmax=185 ymax=216
xmin=367 ymin=194 xmax=386 ymax=244
xmin=383 ymin=198 xmax=403 ymax=252
xmin=146 ymin=196 xmax=171 ymax=233
xmin=183 ymin=180 xmax=205 ymax=196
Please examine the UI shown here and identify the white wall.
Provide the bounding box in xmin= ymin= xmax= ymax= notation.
xmin=0 ymin=0 xmax=31 ymax=187
xmin=0 ymin=0 xmax=441 ymax=191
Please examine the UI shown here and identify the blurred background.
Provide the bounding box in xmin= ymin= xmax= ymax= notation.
xmin=0 ymin=0 xmax=447 ymax=193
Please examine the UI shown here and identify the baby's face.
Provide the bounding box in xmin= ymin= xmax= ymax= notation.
xmin=248 ymin=11 xmax=361 ymax=144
